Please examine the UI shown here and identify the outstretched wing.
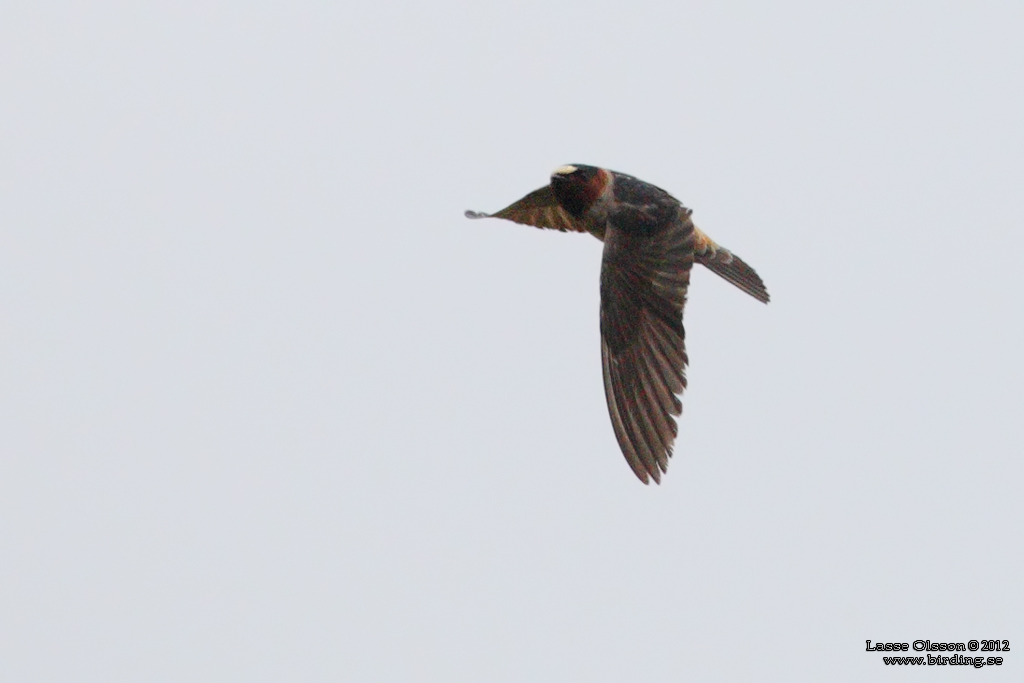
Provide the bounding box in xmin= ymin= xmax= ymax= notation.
xmin=693 ymin=227 xmax=770 ymax=303
xmin=465 ymin=185 xmax=586 ymax=233
xmin=600 ymin=211 xmax=695 ymax=484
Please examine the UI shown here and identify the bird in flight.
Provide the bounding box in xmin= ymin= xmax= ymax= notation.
xmin=466 ymin=165 xmax=769 ymax=484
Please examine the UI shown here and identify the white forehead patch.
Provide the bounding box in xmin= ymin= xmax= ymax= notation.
xmin=552 ymin=165 xmax=578 ymax=176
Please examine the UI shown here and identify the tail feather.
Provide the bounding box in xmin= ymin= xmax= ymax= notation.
xmin=693 ymin=228 xmax=770 ymax=303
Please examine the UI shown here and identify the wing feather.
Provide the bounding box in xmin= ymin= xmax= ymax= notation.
xmin=465 ymin=185 xmax=586 ymax=233
xmin=600 ymin=210 xmax=694 ymax=484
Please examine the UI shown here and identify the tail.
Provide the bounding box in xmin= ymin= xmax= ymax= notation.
xmin=693 ymin=228 xmax=770 ymax=303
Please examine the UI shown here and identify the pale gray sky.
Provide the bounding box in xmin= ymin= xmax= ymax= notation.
xmin=2 ymin=2 xmax=1022 ymax=681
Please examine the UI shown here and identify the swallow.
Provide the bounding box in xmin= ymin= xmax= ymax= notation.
xmin=466 ymin=165 xmax=769 ymax=484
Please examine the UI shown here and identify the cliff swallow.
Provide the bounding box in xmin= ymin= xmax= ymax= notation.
xmin=466 ymin=165 xmax=769 ymax=484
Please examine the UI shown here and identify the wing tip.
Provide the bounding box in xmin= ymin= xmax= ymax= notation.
xmin=633 ymin=462 xmax=665 ymax=485
xmin=631 ymin=466 xmax=652 ymax=485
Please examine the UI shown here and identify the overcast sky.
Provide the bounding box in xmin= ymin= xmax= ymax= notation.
xmin=2 ymin=2 xmax=1022 ymax=681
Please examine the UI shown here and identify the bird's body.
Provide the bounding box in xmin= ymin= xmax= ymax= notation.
xmin=466 ymin=165 xmax=768 ymax=484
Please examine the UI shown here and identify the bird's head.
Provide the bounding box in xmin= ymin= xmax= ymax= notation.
xmin=550 ymin=164 xmax=609 ymax=218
